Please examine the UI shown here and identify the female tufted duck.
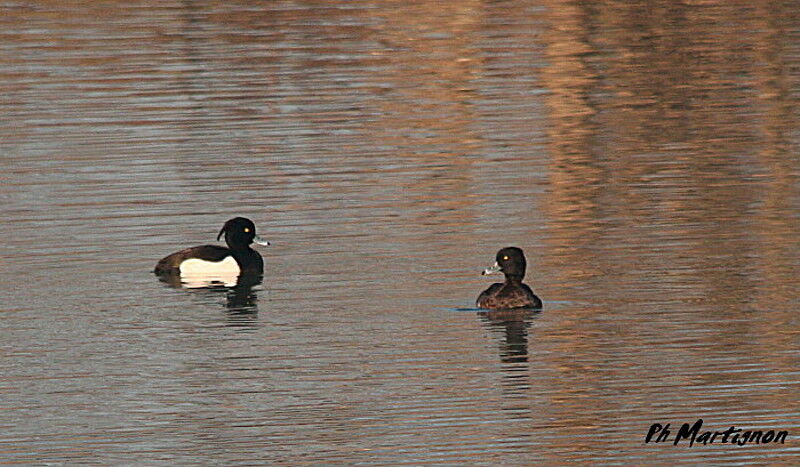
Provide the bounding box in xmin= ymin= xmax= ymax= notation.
xmin=154 ymin=217 xmax=270 ymax=281
xmin=476 ymin=247 xmax=542 ymax=309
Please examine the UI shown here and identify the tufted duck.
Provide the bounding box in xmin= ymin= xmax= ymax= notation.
xmin=476 ymin=247 xmax=542 ymax=309
xmin=154 ymin=217 xmax=269 ymax=283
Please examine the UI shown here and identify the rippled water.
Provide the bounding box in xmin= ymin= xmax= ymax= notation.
xmin=2 ymin=1 xmax=799 ymax=464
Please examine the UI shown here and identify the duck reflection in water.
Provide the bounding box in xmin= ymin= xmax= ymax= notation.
xmin=156 ymin=271 xmax=263 ymax=321
xmin=479 ymin=308 xmax=539 ymax=395
xmin=222 ymin=273 xmax=262 ymax=316
xmin=479 ymin=309 xmax=538 ymax=364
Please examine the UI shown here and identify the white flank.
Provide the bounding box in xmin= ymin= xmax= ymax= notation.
xmin=179 ymin=256 xmax=240 ymax=288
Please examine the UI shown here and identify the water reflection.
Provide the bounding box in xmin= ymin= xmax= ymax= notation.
xmin=157 ymin=271 xmax=262 ymax=320
xmin=223 ymin=273 xmax=262 ymax=316
xmin=478 ymin=309 xmax=539 ymax=395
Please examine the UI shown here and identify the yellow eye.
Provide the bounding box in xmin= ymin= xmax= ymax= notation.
xmin=244 ymin=227 xmax=250 ymax=233
xmin=503 ymin=255 xmax=509 ymax=260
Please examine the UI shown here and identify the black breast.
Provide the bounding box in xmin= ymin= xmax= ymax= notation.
xmin=231 ymin=248 xmax=264 ymax=275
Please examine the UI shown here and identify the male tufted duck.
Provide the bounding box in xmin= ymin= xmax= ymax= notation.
xmin=476 ymin=247 xmax=542 ymax=309
xmin=154 ymin=217 xmax=269 ymax=282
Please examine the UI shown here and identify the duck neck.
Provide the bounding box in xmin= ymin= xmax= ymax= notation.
xmin=228 ymin=243 xmax=254 ymax=256
xmin=504 ymin=274 xmax=524 ymax=285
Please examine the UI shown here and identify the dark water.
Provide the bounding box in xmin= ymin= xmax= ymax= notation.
xmin=2 ymin=1 xmax=799 ymax=464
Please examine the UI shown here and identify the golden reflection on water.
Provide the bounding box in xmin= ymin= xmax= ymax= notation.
xmin=1 ymin=0 xmax=799 ymax=464
xmin=535 ymin=1 xmax=800 ymax=460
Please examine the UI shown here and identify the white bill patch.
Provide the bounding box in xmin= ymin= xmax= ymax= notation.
xmin=179 ymin=256 xmax=240 ymax=287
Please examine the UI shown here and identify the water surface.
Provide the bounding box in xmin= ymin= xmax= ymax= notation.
xmin=1 ymin=0 xmax=799 ymax=464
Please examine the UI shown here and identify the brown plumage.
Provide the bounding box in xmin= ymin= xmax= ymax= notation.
xmin=154 ymin=245 xmax=232 ymax=275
